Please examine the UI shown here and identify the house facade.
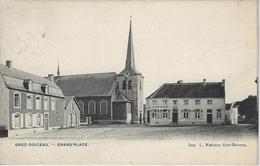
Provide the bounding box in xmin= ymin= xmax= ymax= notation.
xmin=53 ymin=19 xmax=143 ymax=124
xmin=146 ymin=79 xmax=225 ymax=126
xmin=0 ymin=61 xmax=65 ymax=137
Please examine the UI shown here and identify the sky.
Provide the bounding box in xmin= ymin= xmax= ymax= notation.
xmin=0 ymin=0 xmax=258 ymax=103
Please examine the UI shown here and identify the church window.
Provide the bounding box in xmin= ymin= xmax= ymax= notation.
xmin=140 ymin=82 xmax=142 ymax=90
xmin=128 ymin=80 xmax=132 ymax=89
xmin=100 ymin=100 xmax=107 ymax=114
xmin=122 ymin=80 xmax=127 ymax=90
xmin=88 ymin=100 xmax=96 ymax=114
xmin=78 ymin=100 xmax=84 ymax=114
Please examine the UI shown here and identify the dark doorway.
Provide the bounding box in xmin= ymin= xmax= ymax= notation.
xmin=207 ymin=114 xmax=212 ymax=123
xmin=172 ymin=110 xmax=178 ymax=123
xmin=139 ymin=113 xmax=142 ymax=123
xmin=147 ymin=111 xmax=150 ymax=123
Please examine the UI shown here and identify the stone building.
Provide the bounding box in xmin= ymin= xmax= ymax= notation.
xmin=0 ymin=61 xmax=65 ymax=137
xmin=63 ymin=96 xmax=80 ymax=127
xmin=146 ymin=79 xmax=225 ymax=126
xmin=53 ymin=19 xmax=144 ymax=124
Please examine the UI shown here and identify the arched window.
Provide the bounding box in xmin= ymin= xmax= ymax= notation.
xmin=88 ymin=100 xmax=96 ymax=114
xmin=128 ymin=80 xmax=132 ymax=89
xmin=122 ymin=80 xmax=127 ymax=90
xmin=100 ymin=100 xmax=107 ymax=114
xmin=26 ymin=94 xmax=33 ymax=109
xmin=78 ymin=100 xmax=84 ymax=114
xmin=35 ymin=95 xmax=41 ymax=109
xmin=14 ymin=92 xmax=21 ymax=108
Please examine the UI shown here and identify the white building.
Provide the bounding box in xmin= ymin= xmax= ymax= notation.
xmin=225 ymin=102 xmax=239 ymax=124
xmin=146 ymin=79 xmax=226 ymax=126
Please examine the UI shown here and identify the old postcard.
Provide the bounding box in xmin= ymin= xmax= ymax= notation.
xmin=0 ymin=0 xmax=258 ymax=165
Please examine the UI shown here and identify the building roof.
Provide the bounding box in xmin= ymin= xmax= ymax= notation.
xmin=113 ymin=91 xmax=131 ymax=103
xmin=0 ymin=63 xmax=64 ymax=97
xmin=55 ymin=72 xmax=117 ymax=97
xmin=146 ymin=82 xmax=225 ymax=99
xmin=64 ymin=96 xmax=81 ymax=109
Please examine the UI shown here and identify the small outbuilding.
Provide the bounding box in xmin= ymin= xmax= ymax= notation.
xmin=64 ymin=96 xmax=80 ymax=128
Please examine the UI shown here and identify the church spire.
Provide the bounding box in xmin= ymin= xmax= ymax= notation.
xmin=57 ymin=64 xmax=60 ymax=76
xmin=120 ymin=16 xmax=138 ymax=75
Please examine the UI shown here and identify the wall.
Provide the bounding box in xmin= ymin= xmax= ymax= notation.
xmin=8 ymin=89 xmax=65 ymax=129
xmin=64 ymin=99 xmax=80 ymax=128
xmin=0 ymin=75 xmax=9 ymax=130
xmin=146 ymin=98 xmax=225 ymax=125
xmin=76 ymin=96 xmax=112 ymax=122
xmin=117 ymin=74 xmax=144 ymax=123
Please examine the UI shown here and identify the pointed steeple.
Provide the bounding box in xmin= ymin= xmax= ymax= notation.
xmin=57 ymin=64 xmax=60 ymax=76
xmin=120 ymin=16 xmax=138 ymax=75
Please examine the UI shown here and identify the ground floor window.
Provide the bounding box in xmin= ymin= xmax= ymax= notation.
xmin=183 ymin=109 xmax=189 ymax=118
xmin=26 ymin=113 xmax=33 ymax=127
xmin=14 ymin=114 xmax=22 ymax=128
xmin=36 ymin=114 xmax=42 ymax=126
xmin=195 ymin=109 xmax=201 ymax=118
xmin=152 ymin=111 xmax=157 ymax=118
xmin=162 ymin=110 xmax=168 ymax=118
xmin=217 ymin=109 xmax=222 ymax=118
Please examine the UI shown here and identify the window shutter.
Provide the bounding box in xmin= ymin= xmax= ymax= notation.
xmin=25 ymin=114 xmax=28 ymax=127
xmin=20 ymin=114 xmax=24 ymax=128
xmin=41 ymin=114 xmax=44 ymax=126
xmin=11 ymin=113 xmax=15 ymax=128
xmin=32 ymin=114 xmax=36 ymax=127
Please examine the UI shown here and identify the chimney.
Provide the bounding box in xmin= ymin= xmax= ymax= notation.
xmin=48 ymin=74 xmax=54 ymax=82
xmin=177 ymin=80 xmax=183 ymax=84
xmin=203 ymin=79 xmax=206 ymax=86
xmin=222 ymin=79 xmax=225 ymax=86
xmin=6 ymin=60 xmax=12 ymax=68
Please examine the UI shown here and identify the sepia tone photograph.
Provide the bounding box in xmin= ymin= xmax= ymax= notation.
xmin=0 ymin=0 xmax=258 ymax=165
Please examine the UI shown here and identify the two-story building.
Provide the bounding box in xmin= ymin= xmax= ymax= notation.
xmin=0 ymin=61 xmax=65 ymax=137
xmin=146 ymin=79 xmax=225 ymax=126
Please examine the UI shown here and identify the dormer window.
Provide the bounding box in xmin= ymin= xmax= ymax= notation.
xmin=41 ymin=84 xmax=49 ymax=94
xmin=23 ymin=79 xmax=33 ymax=91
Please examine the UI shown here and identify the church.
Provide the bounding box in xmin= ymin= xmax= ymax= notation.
xmin=50 ymin=19 xmax=144 ymax=124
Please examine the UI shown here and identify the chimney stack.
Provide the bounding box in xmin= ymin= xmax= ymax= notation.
xmin=203 ymin=79 xmax=206 ymax=86
xmin=48 ymin=74 xmax=54 ymax=82
xmin=222 ymin=79 xmax=225 ymax=86
xmin=6 ymin=60 xmax=12 ymax=69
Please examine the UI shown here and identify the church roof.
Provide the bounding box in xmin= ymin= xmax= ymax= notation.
xmin=119 ymin=17 xmax=140 ymax=76
xmin=147 ymin=81 xmax=225 ymax=99
xmin=0 ymin=63 xmax=64 ymax=97
xmin=114 ymin=91 xmax=131 ymax=103
xmin=54 ymin=72 xmax=117 ymax=97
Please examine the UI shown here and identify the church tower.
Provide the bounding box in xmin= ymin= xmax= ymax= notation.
xmin=117 ymin=17 xmax=144 ymax=123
